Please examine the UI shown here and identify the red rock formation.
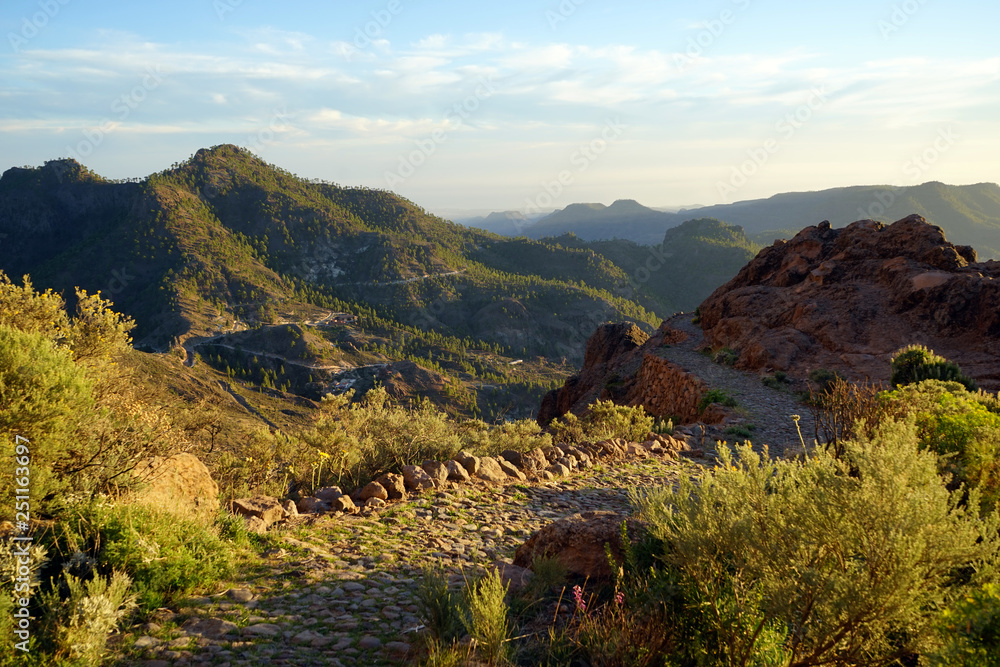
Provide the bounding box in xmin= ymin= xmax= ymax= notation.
xmin=538 ymin=321 xmax=715 ymax=424
xmin=699 ymin=215 xmax=1000 ymax=389
xmin=513 ymin=511 xmax=642 ymax=581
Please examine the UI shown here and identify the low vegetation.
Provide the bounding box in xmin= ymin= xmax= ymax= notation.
xmin=417 ymin=411 xmax=1000 ymax=666
xmin=5 ymin=251 xmax=1000 ymax=667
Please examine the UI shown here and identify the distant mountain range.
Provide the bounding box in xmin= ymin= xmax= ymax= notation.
xmin=468 ymin=183 xmax=1000 ymax=260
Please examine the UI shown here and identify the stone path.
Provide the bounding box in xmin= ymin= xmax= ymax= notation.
xmin=661 ymin=313 xmax=817 ymax=458
xmin=123 ymin=455 xmax=696 ymax=667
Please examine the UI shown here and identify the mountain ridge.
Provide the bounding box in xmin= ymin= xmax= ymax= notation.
xmin=483 ymin=183 xmax=1000 ymax=259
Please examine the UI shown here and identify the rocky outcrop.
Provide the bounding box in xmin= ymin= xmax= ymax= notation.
xmin=698 ymin=215 xmax=1000 ymax=390
xmin=537 ymin=321 xmax=712 ymax=424
xmin=513 ymin=511 xmax=643 ymax=581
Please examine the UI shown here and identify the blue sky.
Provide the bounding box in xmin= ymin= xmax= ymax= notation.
xmin=2 ymin=0 xmax=998 ymax=213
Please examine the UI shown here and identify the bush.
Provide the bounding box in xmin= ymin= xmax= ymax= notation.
xmin=891 ymin=344 xmax=977 ymax=391
xmin=632 ymin=420 xmax=1000 ymax=666
xmin=549 ymin=400 xmax=654 ymax=445
xmin=712 ymin=347 xmax=739 ymax=366
xmin=38 ymin=571 xmax=135 ymax=665
xmin=40 ymin=502 xmax=250 ymax=612
xmin=416 ymin=564 xmax=464 ymax=646
xmin=698 ymin=388 xmax=737 ymax=413
xmin=0 ymin=325 xmax=93 ymax=509
xmin=934 ymin=583 xmax=1000 ymax=666
xmin=461 ymin=569 xmax=510 ymax=666
xmin=807 ymin=367 xmax=845 ymax=394
xmin=807 ymin=377 xmax=903 ymax=458
xmin=885 ymin=380 xmax=1000 ymax=509
xmin=299 ymin=387 xmax=555 ymax=493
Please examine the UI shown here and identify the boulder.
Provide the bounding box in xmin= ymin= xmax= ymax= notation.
xmin=421 ymin=461 xmax=450 ymax=486
xmin=232 ymin=496 xmax=285 ymax=528
xmin=446 ymin=460 xmax=470 ymax=482
xmin=514 ymin=511 xmax=640 ymax=581
xmin=243 ymin=515 xmax=268 ymax=534
xmin=475 ymin=457 xmax=508 ymax=483
xmin=537 ymin=321 xmax=698 ymax=425
xmin=626 ymin=443 xmax=649 ymax=458
xmin=401 ymin=465 xmax=435 ymax=491
xmin=296 ymin=497 xmax=328 ymax=514
xmin=132 ymin=453 xmax=219 ymax=517
xmin=546 ymin=463 xmax=570 ymax=477
xmin=497 ymin=458 xmax=527 ymax=481
xmin=499 ymin=450 xmax=523 ymax=468
xmin=314 ymin=486 xmax=343 ymax=502
xmin=360 ymin=481 xmax=389 ymax=501
xmin=330 ymin=495 xmax=357 ymax=513
xmin=519 ymin=448 xmax=549 ymax=472
xmin=456 ymin=451 xmax=481 ymax=476
xmin=542 ymin=446 xmax=564 ymax=462
xmin=375 ymin=473 xmax=407 ymax=501
xmin=281 ymin=499 xmax=298 ymax=517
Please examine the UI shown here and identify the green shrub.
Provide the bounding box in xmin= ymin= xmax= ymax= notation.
xmin=885 ymin=380 xmax=1000 ymax=509
xmin=549 ymin=400 xmax=654 ymax=445
xmin=0 ymin=540 xmax=48 ymax=662
xmin=725 ymin=423 xmax=756 ymax=440
xmin=300 ymin=387 xmax=553 ymax=492
xmin=0 ymin=325 xmax=94 ymax=509
xmin=632 ymin=420 xmax=1000 ymax=666
xmin=713 ymin=347 xmax=739 ymax=366
xmin=698 ymin=388 xmax=737 ymax=413
xmin=462 ymin=569 xmax=510 ymax=666
xmin=808 ymin=367 xmax=845 ymax=394
xmin=416 ymin=564 xmax=464 ymax=646
xmin=762 ymin=371 xmax=791 ymax=390
xmin=934 ymin=583 xmax=1000 ymax=666
xmin=891 ymin=344 xmax=977 ymax=391
xmin=41 ymin=502 xmax=248 ymax=612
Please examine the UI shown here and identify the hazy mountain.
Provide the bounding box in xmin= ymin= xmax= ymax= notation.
xmin=486 ymin=184 xmax=1000 ymax=260
xmin=459 ymin=210 xmax=531 ymax=236
xmin=523 ymin=199 xmax=671 ymax=244
xmin=678 ymin=183 xmax=1000 ymax=260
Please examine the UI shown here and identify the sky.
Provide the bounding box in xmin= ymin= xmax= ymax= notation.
xmin=2 ymin=0 xmax=998 ymax=214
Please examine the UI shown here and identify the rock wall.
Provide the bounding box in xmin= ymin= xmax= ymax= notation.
xmin=538 ymin=321 xmax=716 ymax=425
xmin=629 ymin=354 xmax=707 ymax=423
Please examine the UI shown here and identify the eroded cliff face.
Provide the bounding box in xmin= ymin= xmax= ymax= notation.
xmin=698 ymin=214 xmax=1000 ymax=389
xmin=537 ymin=321 xmax=713 ymax=425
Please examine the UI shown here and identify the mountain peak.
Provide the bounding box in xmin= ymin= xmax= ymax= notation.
xmin=607 ymin=199 xmax=651 ymax=213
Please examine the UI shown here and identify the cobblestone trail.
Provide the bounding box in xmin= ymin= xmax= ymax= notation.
xmin=126 ymin=457 xmax=694 ymax=667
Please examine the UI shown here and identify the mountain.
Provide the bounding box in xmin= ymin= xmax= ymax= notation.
xmin=459 ymin=210 xmax=531 ymax=236
xmin=676 ymin=183 xmax=1000 ymax=259
xmin=0 ymin=145 xmax=665 ymax=418
xmin=0 ymin=145 xmax=658 ymax=352
xmin=538 ymin=218 xmax=762 ymax=312
xmin=489 ymin=184 xmax=1000 ymax=260
xmin=522 ymin=199 xmax=671 ymax=244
